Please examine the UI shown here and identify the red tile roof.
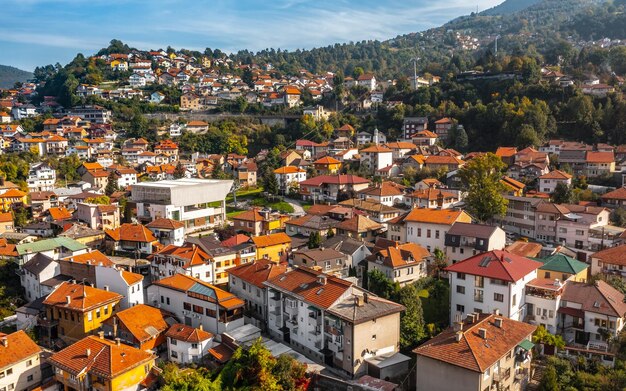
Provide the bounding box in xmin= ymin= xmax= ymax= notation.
xmin=251 ymin=232 xmax=291 ymax=248
xmin=445 ymin=250 xmax=542 ymax=282
xmin=601 ymin=187 xmax=626 ymax=201
xmin=152 ymin=274 xmax=244 ymax=309
xmin=166 ymin=324 xmax=213 ymax=343
xmin=150 ymin=244 xmax=211 ymax=268
xmin=0 ymin=330 xmax=42 ymax=370
xmin=43 ymin=282 xmax=122 ymax=311
xmin=105 ymin=223 xmax=157 ymax=243
xmin=586 ymin=151 xmax=614 ymax=163
xmin=539 ymin=170 xmax=572 ymax=180
xmin=221 ymin=234 xmax=252 ymax=247
xmin=227 ymin=259 xmax=287 ymax=288
xmin=591 ymin=244 xmax=626 ymax=266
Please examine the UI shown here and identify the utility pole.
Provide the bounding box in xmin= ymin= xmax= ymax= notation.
xmin=411 ymin=57 xmax=420 ymax=90
xmin=495 ymin=35 xmax=501 ymax=55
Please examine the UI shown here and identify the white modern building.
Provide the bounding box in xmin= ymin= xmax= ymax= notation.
xmin=132 ymin=178 xmax=233 ymax=233
xmin=19 ymin=253 xmax=60 ymax=302
xmin=94 ymin=265 xmax=144 ymax=310
xmin=404 ymin=209 xmax=472 ymax=253
xmin=27 ymin=162 xmax=56 ymax=192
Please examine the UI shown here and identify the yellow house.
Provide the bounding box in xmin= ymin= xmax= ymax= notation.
xmin=313 ymin=156 xmax=342 ymax=175
xmin=49 ymin=335 xmax=156 ymax=391
xmin=201 ymin=57 xmax=212 ymax=68
xmin=42 ymin=281 xmax=122 ymax=344
xmin=251 ymin=232 xmax=291 ymax=263
xmin=501 ymin=176 xmax=525 ymax=196
xmin=537 ymin=254 xmax=589 ymax=283
xmin=0 ymin=188 xmax=28 ymax=212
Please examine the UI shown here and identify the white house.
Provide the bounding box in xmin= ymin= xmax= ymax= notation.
xmin=166 ymin=323 xmax=214 ymax=364
xmin=129 ymin=73 xmax=146 ymax=88
xmin=446 ymin=250 xmax=542 ymax=324
xmin=149 ymin=244 xmax=213 ymax=283
xmin=0 ymin=331 xmax=43 ymax=391
xmin=146 ymin=218 xmax=185 ymax=246
xmin=273 ymin=166 xmax=307 ymax=194
xmin=94 ymin=265 xmax=144 ymax=310
xmin=405 ymin=209 xmax=472 ymax=253
xmin=27 ymin=162 xmax=56 ymax=192
xmin=360 ymin=145 xmax=393 ymax=173
xmin=150 ymin=92 xmax=165 ymax=104
xmin=169 ymin=123 xmax=185 ymax=137
xmin=538 ymin=169 xmax=573 ymax=194
xmin=357 ymin=182 xmax=405 ymax=207
xmin=19 ymin=253 xmax=60 ymax=302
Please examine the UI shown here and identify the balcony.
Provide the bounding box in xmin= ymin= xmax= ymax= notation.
xmin=309 ymin=327 xmax=322 ymax=336
xmin=474 ymin=294 xmax=484 ymax=303
xmin=492 ymin=368 xmax=511 ymax=383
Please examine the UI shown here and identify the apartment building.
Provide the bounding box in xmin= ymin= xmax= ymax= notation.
xmin=26 ymin=162 xmax=56 ymax=192
xmin=149 ymin=243 xmax=213 ymax=283
xmin=132 ymin=178 xmax=233 ymax=233
xmin=405 ymin=208 xmax=472 ymax=252
xmin=292 ymin=247 xmax=350 ymax=277
xmin=264 ymin=267 xmax=404 ymax=378
xmin=446 ymin=250 xmax=542 ymax=323
xmin=444 ymin=222 xmax=506 ymax=264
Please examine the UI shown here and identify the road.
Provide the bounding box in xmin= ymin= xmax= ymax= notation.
xmin=285 ymin=197 xmax=305 ymax=215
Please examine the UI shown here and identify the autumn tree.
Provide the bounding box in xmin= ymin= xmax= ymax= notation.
xmin=459 ymin=153 xmax=508 ymax=222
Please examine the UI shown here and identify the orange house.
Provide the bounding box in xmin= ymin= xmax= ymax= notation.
xmin=103 ymin=304 xmax=174 ymax=352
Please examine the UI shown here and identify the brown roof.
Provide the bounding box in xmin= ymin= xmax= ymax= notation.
xmin=591 ymin=244 xmax=626 ymax=266
xmin=539 ymin=170 xmax=572 ymax=180
xmin=48 ymin=336 xmax=154 ymax=379
xmin=165 ymin=324 xmax=213 ymax=343
xmin=336 ymin=214 xmax=382 ymax=233
xmin=232 ymin=209 xmax=265 ymax=222
xmin=562 ymin=281 xmax=626 ymax=318
xmin=505 ymin=241 xmax=543 ymax=258
xmin=586 ymin=151 xmax=614 ymax=163
xmin=414 ymin=313 xmax=536 ymax=373
xmin=43 ymin=282 xmax=122 ymax=312
xmin=601 ymin=187 xmax=626 ymax=201
xmin=105 ymin=223 xmax=157 ymax=243
xmin=408 ymin=188 xmax=458 ymax=201
xmin=361 ymin=145 xmax=392 ymax=153
xmin=358 ymin=182 xmax=405 ymax=197
xmin=145 ymin=218 xmax=185 ymax=230
xmin=265 ymin=267 xmax=353 ymax=309
xmin=0 ymin=330 xmax=42 ymax=371
xmin=227 ymin=259 xmax=288 ymax=288
xmin=63 ymin=250 xmax=115 ymax=267
xmin=107 ymin=304 xmax=171 ymax=343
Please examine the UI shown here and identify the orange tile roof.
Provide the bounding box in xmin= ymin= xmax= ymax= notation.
xmin=0 ymin=188 xmax=26 ymax=198
xmin=105 ymin=223 xmax=157 ymax=243
xmin=434 ymin=117 xmax=452 ymax=124
xmin=166 ymin=324 xmax=213 ymax=343
xmin=274 ymin=166 xmax=305 ymax=174
xmin=405 ymin=208 xmax=469 ymax=225
xmin=43 ymin=282 xmax=122 ymax=312
xmin=369 ymin=242 xmax=430 ymax=268
xmin=0 ymin=238 xmax=17 ymax=257
xmin=153 ymin=273 xmax=243 ymax=308
xmin=314 ymin=156 xmax=341 ymax=165
xmin=361 ymin=145 xmax=392 ymax=153
xmin=414 ymin=313 xmax=536 ymax=372
xmin=48 ymin=335 xmax=154 ymax=379
xmin=424 ymin=155 xmax=465 ymax=165
xmin=358 ymin=181 xmax=405 ymax=197
xmin=505 ymin=241 xmax=543 ymax=258
xmin=0 ymin=212 xmax=13 ymax=223
xmin=266 ymin=267 xmax=353 ymax=309
xmin=232 ymin=209 xmax=265 ymax=222
xmin=221 ymin=233 xmax=252 ymax=247
xmin=586 ymin=151 xmax=614 ymax=163
xmin=251 ymin=232 xmax=291 ymax=248
xmin=63 ymin=250 xmax=115 ymax=267
xmin=413 ymin=130 xmax=438 ymax=138
xmin=49 ymin=206 xmax=73 ymax=221
xmin=187 ymin=120 xmax=208 ymax=126
xmin=601 ymin=187 xmax=626 ymax=201
xmin=121 ymin=270 xmax=143 ymax=285
xmin=495 ymin=147 xmax=517 ymax=158
xmin=151 ymin=244 xmax=211 ymax=268
xmin=591 ymin=244 xmax=626 ymax=266
xmin=108 ymin=304 xmax=170 ymax=343
xmin=208 ymin=343 xmax=234 ymax=363
xmin=145 ymin=218 xmax=184 ymax=230
xmin=0 ymin=330 xmax=42 ymax=370
xmin=408 ymin=188 xmax=458 ymax=201
xmin=539 ymin=170 xmax=572 ymax=180
xmin=227 ymin=259 xmax=288 ymax=288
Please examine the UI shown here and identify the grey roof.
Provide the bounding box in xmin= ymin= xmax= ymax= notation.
xmin=447 ymin=222 xmax=498 ymax=239
xmin=327 ymin=293 xmax=404 ymax=325
xmin=22 ymin=253 xmax=57 ymax=275
xmin=40 ymin=274 xmax=73 ymax=287
xmin=323 ymin=234 xmax=368 ymax=255
xmin=59 ymin=224 xmax=104 ymax=239
xmin=293 ymin=247 xmax=347 ymax=262
xmin=186 ymin=236 xmax=236 ymax=257
xmin=23 ymin=222 xmax=55 ymax=231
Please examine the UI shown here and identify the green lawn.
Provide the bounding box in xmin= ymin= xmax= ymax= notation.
xmin=250 ymin=198 xmax=294 ymax=213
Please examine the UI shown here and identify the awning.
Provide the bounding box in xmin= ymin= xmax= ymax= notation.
xmin=558 ymin=306 xmax=585 ymax=318
xmin=518 ymin=339 xmax=535 ymax=351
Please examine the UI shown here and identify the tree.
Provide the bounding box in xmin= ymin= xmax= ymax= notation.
xmin=454 ymin=126 xmax=468 ymax=152
xmin=458 ymin=153 xmax=508 ymax=222
xmin=160 ymin=363 xmax=219 ymax=391
xmin=515 ymin=124 xmax=541 ymax=148
xmin=173 ymin=162 xmax=186 ymax=179
xmin=12 ymin=205 xmax=29 ymax=227
xmin=538 ymin=365 xmax=559 ymax=391
xmin=85 ymin=195 xmax=111 ymax=205
xmin=307 ymin=231 xmax=322 ymax=249
xmin=533 ymin=325 xmax=565 ymax=350
xmin=367 ymin=269 xmax=400 ymax=299
xmin=433 ymin=248 xmax=447 ymax=276
xmin=263 ymin=170 xmax=279 ymax=195
xmin=397 ymin=285 xmax=426 ymax=349
xmin=551 ymin=182 xmax=571 ymax=204
xmin=105 ymin=171 xmax=118 ymax=196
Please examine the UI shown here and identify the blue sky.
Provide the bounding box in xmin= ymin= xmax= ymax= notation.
xmin=0 ymin=0 xmax=502 ymax=71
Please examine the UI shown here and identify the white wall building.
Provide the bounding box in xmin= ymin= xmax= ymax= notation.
xmin=27 ymin=163 xmax=56 ymax=192
xmin=166 ymin=323 xmax=214 ymax=364
xmin=405 ymin=209 xmax=472 ymax=253
xmin=95 ymin=265 xmax=144 ymax=310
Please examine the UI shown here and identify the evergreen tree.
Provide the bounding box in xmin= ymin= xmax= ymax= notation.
xmin=263 ymin=170 xmax=279 ymax=195
xmin=454 ymin=126 xmax=469 ymax=152
xmin=307 ymin=231 xmax=322 ymax=249
xmin=551 ymin=182 xmax=571 ymax=204
xmin=173 ymin=162 xmax=186 ymax=179
xmin=105 ymin=172 xmax=118 ymax=196
xmin=398 ymin=285 xmax=427 ymax=349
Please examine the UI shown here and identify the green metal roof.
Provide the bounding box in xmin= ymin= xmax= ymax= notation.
xmin=518 ymin=339 xmax=534 ymax=351
xmin=16 ymin=237 xmax=87 ymax=256
xmin=538 ymin=254 xmax=588 ymax=275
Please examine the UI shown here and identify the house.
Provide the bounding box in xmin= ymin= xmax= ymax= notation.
xmin=535 ymin=253 xmax=589 ymax=282
xmin=446 ymin=250 xmax=542 ymax=323
xmin=385 ymin=141 xmax=416 ymax=160
xmin=48 ymin=335 xmax=156 ymax=391
xmin=423 ymin=155 xmax=465 ymax=172
xmin=102 ymin=304 xmax=174 ymax=351
xmin=412 ymin=130 xmax=438 ymax=146
xmin=0 ymin=331 xmax=43 ymax=391
xmin=360 ymin=145 xmax=393 ymax=173
xmin=105 ymin=223 xmax=158 ymax=256
xmin=405 ymin=209 xmax=472 ymax=252
xmin=227 ymin=259 xmax=288 ymax=329
xmin=16 ymin=237 xmax=88 ymax=265
xmin=166 ymin=324 xmax=214 ymax=364
xmin=601 ymin=187 xmax=626 ymax=209
xmin=273 ymin=166 xmax=307 ymax=194
xmin=81 ymin=170 xmax=109 ymax=191
xmin=58 ymin=250 xmax=116 ymax=285
xmin=335 ymin=214 xmax=383 ymax=241
xmin=405 ymin=188 xmax=460 ymax=209
xmin=132 ymin=178 xmax=232 ymax=233
xmin=145 ymin=218 xmax=185 ymax=246
xmin=20 ymin=253 xmax=61 ymax=302
xmin=0 ymin=212 xmax=14 ymax=234
xmin=42 ymin=281 xmax=123 ymax=344
xmin=186 ymin=121 xmax=209 ymax=133
xmin=534 ymin=203 xmax=609 ymax=251
xmin=292 ymin=247 xmax=350 ymax=277
xmin=27 ymin=163 xmax=56 ymax=192
xmin=590 ymin=244 xmax=626 ymax=280
xmin=357 ymin=182 xmax=405 ymax=207
xmin=264 ymin=267 xmax=405 ymax=378
xmin=75 ymin=203 xmax=120 ymax=231
xmin=94 ymin=265 xmax=144 ymax=309
xmin=180 ymin=93 xmax=202 ymax=110
xmin=68 ymin=105 xmax=112 ymax=124
xmin=284 ymin=213 xmax=341 ymax=238
xmin=414 ymin=313 xmax=536 ymax=391
xmin=366 ymin=240 xmax=429 ymax=286
xmin=357 ymin=73 xmax=377 ymax=90
xmin=434 ymin=117 xmax=454 ymax=139
xmin=149 ymin=243 xmax=213 ymax=283
xmin=231 ymin=209 xmax=285 ymax=237
xmin=58 ymin=224 xmax=106 ymax=249
xmin=146 ymin=273 xmax=244 ymax=335
xmin=338 ymin=198 xmax=401 ymax=224
xmin=313 ymin=156 xmax=342 ymax=175
xmin=538 ymin=170 xmax=572 ymax=194
xmin=299 ymin=175 xmax=371 ymax=203
xmin=585 ymin=151 xmax=615 ymax=177
xmin=0 ymin=189 xmax=28 ymax=212
xmin=150 ymin=91 xmax=165 ymax=104
xmin=445 ymin=223 xmax=507 ymax=264
xmin=251 ymin=232 xmax=291 ymax=263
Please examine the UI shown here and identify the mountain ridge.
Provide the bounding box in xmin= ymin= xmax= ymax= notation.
xmin=0 ymin=65 xmax=33 ymax=89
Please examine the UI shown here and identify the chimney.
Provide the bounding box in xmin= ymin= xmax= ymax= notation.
xmin=66 ymin=295 xmax=71 ymax=304
xmin=494 ymin=308 xmax=500 ymax=316
xmin=494 ymin=318 xmax=503 ymax=328
xmin=115 ymin=338 xmax=121 ymax=346
xmin=453 ymin=321 xmax=464 ymax=332
xmin=478 ymin=328 xmax=487 ymax=339
xmin=363 ymin=293 xmax=369 ymax=304
xmin=455 ymin=331 xmax=463 ymax=342
xmin=98 ymin=331 xmax=104 ymax=339
xmin=104 ymin=286 xmax=109 ymax=291
xmin=198 ymin=324 xmax=203 ymax=331
xmin=318 ymin=275 xmax=327 ymax=285
xmin=0 ymin=337 xmax=7 ymax=347
xmin=86 ymin=348 xmax=91 ymax=357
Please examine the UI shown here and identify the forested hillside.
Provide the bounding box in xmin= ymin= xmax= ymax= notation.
xmin=0 ymin=65 xmax=33 ymax=88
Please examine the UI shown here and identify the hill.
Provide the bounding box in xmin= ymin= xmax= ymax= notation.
xmin=0 ymin=65 xmax=33 ymax=89
xmin=481 ymin=0 xmax=543 ymax=15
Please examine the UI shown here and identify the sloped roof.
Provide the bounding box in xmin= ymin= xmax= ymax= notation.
xmin=108 ymin=304 xmax=171 ymax=343
xmin=105 ymin=224 xmax=157 ymax=243
xmin=591 ymin=244 xmax=626 ymax=266
xmin=300 ymin=174 xmax=370 ymax=187
xmin=227 ymin=259 xmax=288 ymax=288
xmin=166 ymin=323 xmax=213 ymax=343
xmin=504 ymin=241 xmax=543 ymax=258
xmin=49 ymin=206 xmax=73 ymax=221
xmin=336 ymin=214 xmax=382 ymax=233
xmin=404 ymin=208 xmax=469 ymax=225
xmin=151 ymin=244 xmax=211 ymax=268
xmin=145 ymin=218 xmax=184 ymax=230
xmin=22 ymin=253 xmax=56 ymax=275
xmin=358 ymin=182 xmax=405 ymax=197
xmin=368 ymin=242 xmax=429 ymax=268
xmin=562 ymin=280 xmax=626 ymax=318
xmin=251 ymin=232 xmax=291 ymax=248
xmin=43 ymin=282 xmax=122 ymax=311
xmin=445 ymin=250 xmax=542 ymax=282
xmin=0 ymin=330 xmax=42 ymax=371
xmin=539 ymin=170 xmax=572 ymax=180
xmin=538 ymin=254 xmax=588 ymax=275
xmin=152 ymin=274 xmax=243 ymax=310
xmin=601 ymin=187 xmax=626 ymax=201
xmin=414 ymin=314 xmax=536 ymax=373
xmin=63 ymin=250 xmax=115 ymax=267
xmin=17 ymin=237 xmax=87 ymax=256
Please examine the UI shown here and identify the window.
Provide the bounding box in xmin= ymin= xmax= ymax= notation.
xmin=435 ymin=230 xmax=440 ymax=239
xmin=475 ymin=276 xmax=484 ymax=288
xmin=474 ymin=289 xmax=484 ymax=303
xmin=372 ymin=334 xmax=377 ymax=340
xmin=183 ymin=302 xmax=191 ymax=311
xmin=456 ymin=304 xmax=465 ymax=313
xmin=87 ymin=311 xmax=92 ymax=321
xmin=160 ymin=296 xmax=164 ymax=304
xmin=494 ymin=293 xmax=504 ymax=302
xmin=457 ymin=273 xmax=466 ymax=280
xmin=96 ymin=309 xmax=101 ymax=318
xmin=27 ymin=375 xmax=33 ymax=382
xmin=427 ymin=229 xmax=431 ymax=238
xmin=192 ymin=343 xmax=198 ymax=349
xmin=512 ymin=294 xmax=517 ymax=306
xmin=171 ymin=351 xmax=178 ymax=358
xmin=104 ymin=306 xmax=109 ymax=315
xmin=26 ymin=360 xmax=32 ymax=367
xmin=456 ymin=285 xmax=465 ymax=294
xmin=545 ymin=271 xmax=551 ymax=278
